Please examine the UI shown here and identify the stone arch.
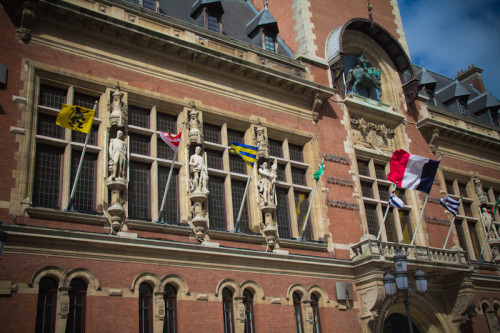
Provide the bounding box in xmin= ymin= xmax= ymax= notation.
xmin=64 ymin=268 xmax=100 ymax=294
xmin=29 ymin=266 xmax=66 ymax=289
xmin=215 ymin=278 xmax=240 ymax=298
xmin=375 ymin=294 xmax=451 ymax=333
xmin=307 ymin=284 xmax=330 ymax=306
xmin=239 ymin=280 xmax=264 ymax=300
xmin=326 ymin=18 xmax=418 ymax=106
xmin=160 ymin=274 xmax=190 ymax=297
xmin=131 ymin=272 xmax=162 ymax=295
xmin=286 ymin=283 xmax=308 ymax=304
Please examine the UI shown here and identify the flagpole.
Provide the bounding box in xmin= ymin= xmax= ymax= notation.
xmin=299 ymin=156 xmax=325 ymax=241
xmin=65 ymin=102 xmax=97 ymax=212
xmin=157 ymin=123 xmax=184 ymax=223
xmin=442 ymin=197 xmax=462 ymax=249
xmin=377 ymin=184 xmax=396 ymax=240
xmin=232 ymin=143 xmax=260 ymax=233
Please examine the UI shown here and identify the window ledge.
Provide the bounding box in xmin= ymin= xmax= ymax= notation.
xmin=27 ymin=207 xmax=107 ymax=226
xmin=278 ymin=238 xmax=328 ymax=252
xmin=126 ymin=220 xmax=192 ymax=236
xmin=208 ymin=229 xmax=265 ymax=244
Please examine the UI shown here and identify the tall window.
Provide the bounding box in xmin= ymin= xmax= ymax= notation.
xmin=127 ymin=102 xmax=181 ymax=223
xmin=445 ymin=177 xmax=483 ymax=259
xmin=66 ymin=279 xmax=87 ymax=333
xmin=35 ymin=277 xmax=58 ymax=333
xmin=222 ymin=288 xmax=234 ymax=333
xmin=163 ymin=284 xmax=177 ymax=333
xmin=357 ymin=157 xmax=413 ymax=243
xmin=269 ymin=138 xmax=312 ymax=240
xmin=311 ymin=294 xmax=322 ymax=333
xmin=33 ymin=83 xmax=101 ymax=212
xmin=243 ymin=290 xmax=255 ymax=333
xmin=139 ymin=283 xmax=153 ymax=333
xmin=264 ymin=34 xmax=276 ymax=52
xmin=293 ymin=292 xmax=303 ymax=333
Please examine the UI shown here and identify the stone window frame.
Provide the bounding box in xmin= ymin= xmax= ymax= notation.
xmin=355 ymin=155 xmax=413 ymax=243
xmin=125 ymin=94 xmax=185 ymax=224
xmin=28 ymin=74 xmax=104 ymax=214
xmin=441 ymin=175 xmax=484 ymax=261
xmin=266 ymin=133 xmax=313 ymax=240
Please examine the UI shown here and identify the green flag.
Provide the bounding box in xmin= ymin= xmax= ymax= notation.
xmin=493 ymin=196 xmax=500 ymax=215
xmin=313 ymin=162 xmax=324 ymax=181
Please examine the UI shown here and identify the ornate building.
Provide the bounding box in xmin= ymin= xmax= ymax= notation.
xmin=0 ymin=0 xmax=499 ymax=332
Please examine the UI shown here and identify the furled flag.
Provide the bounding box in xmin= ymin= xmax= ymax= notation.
xmin=389 ymin=190 xmax=405 ymax=209
xmin=313 ymin=162 xmax=324 ymax=181
xmin=230 ymin=142 xmax=258 ymax=168
xmin=160 ymin=131 xmax=182 ymax=152
xmin=439 ymin=196 xmax=460 ymax=216
xmin=56 ymin=104 xmax=95 ymax=134
xmin=386 ymin=149 xmax=440 ymax=194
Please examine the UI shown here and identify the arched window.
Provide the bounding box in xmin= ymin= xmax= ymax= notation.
xmin=163 ymin=284 xmax=177 ymax=333
xmin=35 ymin=277 xmax=58 ymax=333
xmin=222 ymin=288 xmax=234 ymax=333
xmin=66 ymin=278 xmax=87 ymax=333
xmin=293 ymin=292 xmax=303 ymax=333
xmin=243 ymin=289 xmax=255 ymax=333
xmin=311 ymin=294 xmax=321 ymax=333
xmin=139 ymin=283 xmax=153 ymax=333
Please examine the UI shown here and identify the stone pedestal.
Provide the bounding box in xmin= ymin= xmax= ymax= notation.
xmin=107 ymin=178 xmax=127 ymax=233
xmin=189 ymin=191 xmax=209 ymax=242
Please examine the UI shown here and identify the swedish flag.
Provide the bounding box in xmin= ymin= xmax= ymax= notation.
xmin=56 ymin=104 xmax=95 ymax=134
xmin=230 ymin=142 xmax=258 ymax=168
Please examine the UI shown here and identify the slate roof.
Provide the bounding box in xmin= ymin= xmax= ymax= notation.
xmin=414 ymin=65 xmax=500 ymax=126
xmin=157 ymin=0 xmax=292 ymax=57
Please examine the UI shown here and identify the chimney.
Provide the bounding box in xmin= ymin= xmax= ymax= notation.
xmin=455 ymin=64 xmax=485 ymax=93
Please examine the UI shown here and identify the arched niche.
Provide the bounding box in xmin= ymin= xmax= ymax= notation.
xmin=327 ymin=18 xmax=418 ymax=107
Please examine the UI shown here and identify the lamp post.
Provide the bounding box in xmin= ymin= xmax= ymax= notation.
xmin=383 ymin=250 xmax=428 ymax=333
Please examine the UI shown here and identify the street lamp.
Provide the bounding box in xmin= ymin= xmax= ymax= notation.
xmin=383 ymin=249 xmax=428 ymax=333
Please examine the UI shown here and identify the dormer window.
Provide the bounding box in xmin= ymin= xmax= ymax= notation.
xmin=206 ymin=9 xmax=221 ymax=33
xmin=125 ymin=0 xmax=157 ymax=11
xmin=424 ymin=87 xmax=435 ymax=106
xmin=263 ymin=33 xmax=276 ymax=52
xmin=191 ymin=0 xmax=224 ymax=34
xmin=489 ymin=109 xmax=500 ymax=126
xmin=458 ymin=100 xmax=468 ymax=116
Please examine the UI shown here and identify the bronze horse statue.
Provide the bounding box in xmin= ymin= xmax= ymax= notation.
xmin=346 ymin=65 xmax=382 ymax=101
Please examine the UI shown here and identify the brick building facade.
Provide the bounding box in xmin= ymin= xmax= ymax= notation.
xmin=0 ymin=0 xmax=499 ymax=332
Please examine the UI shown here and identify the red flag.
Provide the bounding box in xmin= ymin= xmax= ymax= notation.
xmin=160 ymin=131 xmax=182 ymax=152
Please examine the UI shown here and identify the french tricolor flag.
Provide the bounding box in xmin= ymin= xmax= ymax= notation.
xmin=386 ymin=149 xmax=440 ymax=194
xmin=160 ymin=131 xmax=182 ymax=152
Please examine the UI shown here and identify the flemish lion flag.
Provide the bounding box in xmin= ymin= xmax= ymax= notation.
xmin=56 ymin=104 xmax=95 ymax=134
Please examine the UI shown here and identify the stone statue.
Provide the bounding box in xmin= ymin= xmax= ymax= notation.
xmin=258 ymin=159 xmax=277 ymax=205
xmin=483 ymin=207 xmax=499 ymax=239
xmin=189 ymin=146 xmax=208 ymax=193
xmin=109 ymin=130 xmax=127 ymax=179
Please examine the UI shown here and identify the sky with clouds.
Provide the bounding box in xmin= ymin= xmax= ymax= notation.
xmin=397 ymin=0 xmax=500 ymax=98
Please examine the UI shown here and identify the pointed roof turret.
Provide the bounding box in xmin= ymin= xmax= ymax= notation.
xmin=245 ymin=2 xmax=278 ymax=36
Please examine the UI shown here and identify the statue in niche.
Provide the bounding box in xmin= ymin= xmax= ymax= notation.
xmin=258 ymin=159 xmax=277 ymax=205
xmin=109 ymin=130 xmax=127 ymax=179
xmin=187 ymin=105 xmax=202 ymax=144
xmin=482 ymin=207 xmax=499 ymax=239
xmin=346 ymin=52 xmax=382 ymax=101
xmin=189 ymin=146 xmax=208 ymax=193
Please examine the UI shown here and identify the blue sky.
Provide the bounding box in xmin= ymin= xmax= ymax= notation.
xmin=397 ymin=0 xmax=500 ymax=98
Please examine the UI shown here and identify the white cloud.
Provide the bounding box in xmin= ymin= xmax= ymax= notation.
xmin=398 ymin=0 xmax=500 ymax=97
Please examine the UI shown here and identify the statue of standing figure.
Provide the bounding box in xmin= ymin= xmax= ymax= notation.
xmin=483 ymin=207 xmax=499 ymax=239
xmin=189 ymin=146 xmax=208 ymax=193
xmin=109 ymin=130 xmax=127 ymax=179
xmin=258 ymin=159 xmax=277 ymax=205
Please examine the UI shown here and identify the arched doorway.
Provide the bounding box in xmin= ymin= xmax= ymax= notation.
xmin=383 ymin=313 xmax=420 ymax=333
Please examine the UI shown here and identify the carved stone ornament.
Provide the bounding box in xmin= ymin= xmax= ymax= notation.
xmin=16 ymin=2 xmax=36 ymax=43
xmin=109 ymin=84 xmax=126 ymax=127
xmin=187 ymin=103 xmax=203 ymax=145
xmin=429 ymin=128 xmax=439 ymax=154
xmin=451 ymin=278 xmax=476 ymax=324
xmin=350 ymin=116 xmax=395 ymax=153
xmin=188 ymin=145 xmax=209 ymax=242
xmin=473 ymin=177 xmax=488 ymax=205
xmin=254 ymin=124 xmax=268 ymax=159
xmin=359 ymin=285 xmax=386 ymax=320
